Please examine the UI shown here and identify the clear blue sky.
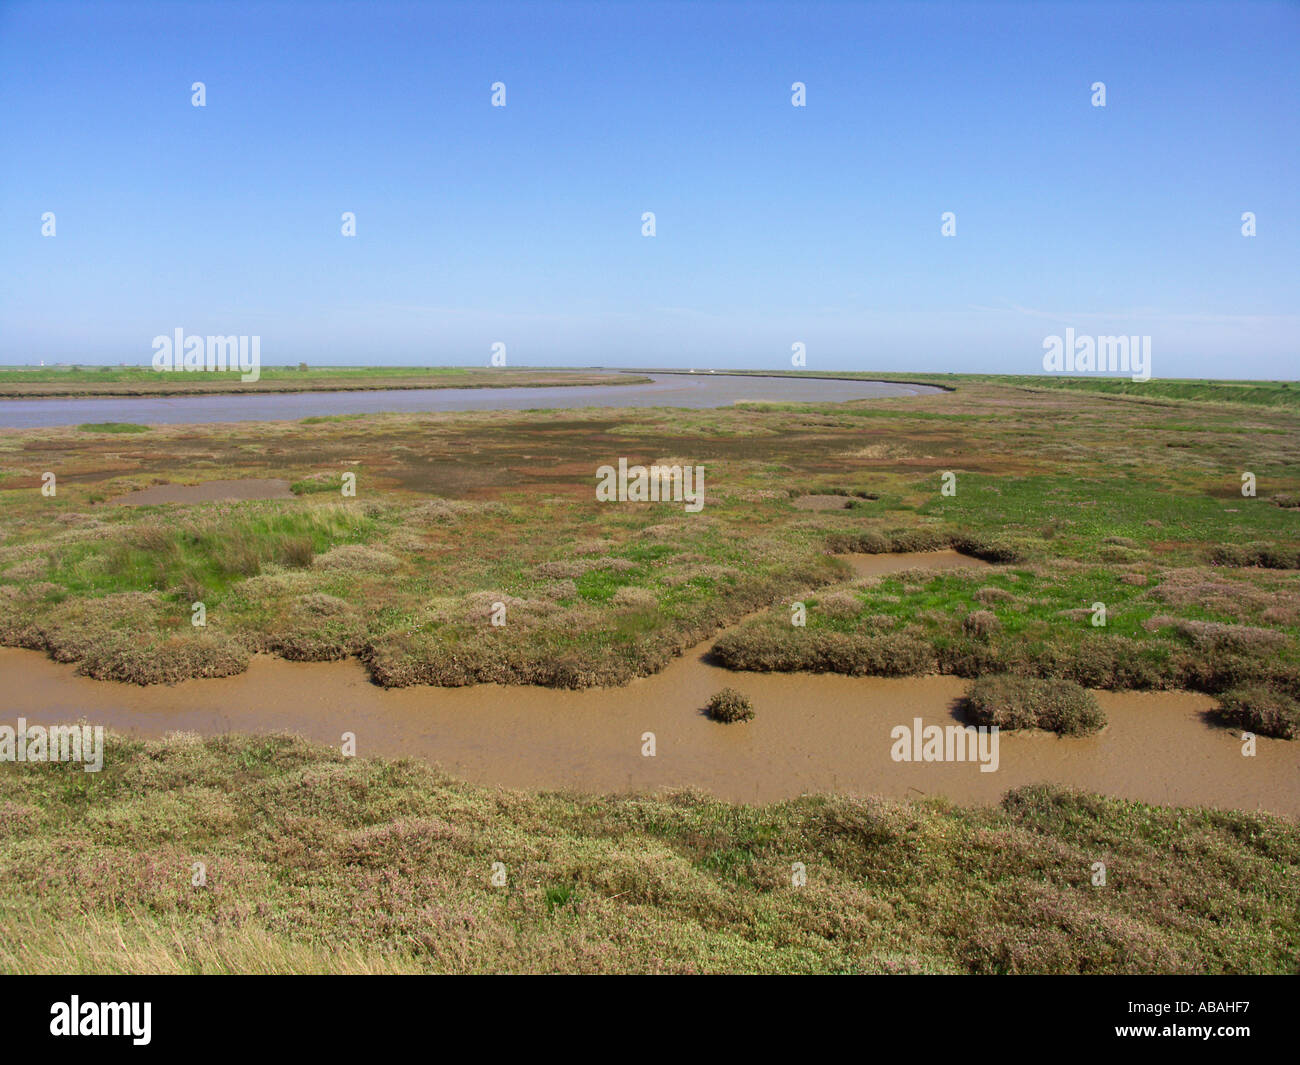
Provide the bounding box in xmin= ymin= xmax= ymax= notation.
xmin=1 ymin=0 xmax=1296 ymax=377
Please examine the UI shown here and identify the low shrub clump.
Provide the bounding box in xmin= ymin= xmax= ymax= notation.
xmin=824 ymin=529 xmax=1027 ymax=563
xmin=1209 ymin=542 xmax=1300 ymax=569
xmin=962 ymin=610 xmax=1000 ymax=640
xmin=711 ymin=626 xmax=934 ymax=676
xmin=965 ymin=675 xmax=1106 ymax=736
xmin=706 ymin=687 xmax=754 ymax=723
xmin=1214 ymin=685 xmax=1300 ymax=740
xmin=817 ymin=590 xmax=863 ymax=619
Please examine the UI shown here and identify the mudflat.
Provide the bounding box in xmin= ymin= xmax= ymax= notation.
xmin=108 ymin=479 xmax=296 ymax=505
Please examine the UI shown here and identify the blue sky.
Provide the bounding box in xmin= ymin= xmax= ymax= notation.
xmin=1 ymin=0 xmax=1296 ymax=377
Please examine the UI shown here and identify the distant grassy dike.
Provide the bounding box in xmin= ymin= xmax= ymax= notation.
xmin=0 ymin=365 xmax=650 ymax=397
xmin=712 ymin=371 xmax=1300 ymax=410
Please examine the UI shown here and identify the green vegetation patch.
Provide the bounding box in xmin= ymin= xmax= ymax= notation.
xmin=41 ymin=503 xmax=378 ymax=603
xmin=76 ymin=422 xmax=150 ymax=434
xmin=713 ymin=560 xmax=1300 ymax=712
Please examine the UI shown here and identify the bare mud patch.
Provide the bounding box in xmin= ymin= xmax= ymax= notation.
xmin=792 ymin=494 xmax=855 ymax=511
xmin=107 ymin=478 xmax=296 ymax=505
xmin=833 ymin=548 xmax=993 ymax=577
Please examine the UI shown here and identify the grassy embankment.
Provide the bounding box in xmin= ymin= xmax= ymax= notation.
xmin=712 ymin=369 xmax=1300 ymax=410
xmin=0 ymin=732 xmax=1296 ymax=974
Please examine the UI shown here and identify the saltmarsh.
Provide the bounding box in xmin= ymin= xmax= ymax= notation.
xmin=0 ymin=379 xmax=1296 ymax=722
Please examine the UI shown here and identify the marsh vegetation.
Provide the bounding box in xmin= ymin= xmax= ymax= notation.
xmin=2 ymin=378 xmax=1293 ymax=726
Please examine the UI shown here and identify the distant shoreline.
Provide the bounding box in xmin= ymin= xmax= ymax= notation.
xmin=2 ymin=367 xmax=1295 ymax=408
xmin=623 ymin=368 xmax=958 ymax=393
xmin=0 ymin=368 xmax=652 ymax=400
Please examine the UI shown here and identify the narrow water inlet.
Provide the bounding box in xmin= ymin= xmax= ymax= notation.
xmin=3 ymin=643 xmax=1294 ymax=816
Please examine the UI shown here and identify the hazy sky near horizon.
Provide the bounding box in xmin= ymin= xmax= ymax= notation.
xmin=1 ymin=0 xmax=1297 ymax=377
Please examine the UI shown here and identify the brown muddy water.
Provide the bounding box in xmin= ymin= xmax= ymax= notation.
xmin=3 ymin=551 xmax=1296 ymax=816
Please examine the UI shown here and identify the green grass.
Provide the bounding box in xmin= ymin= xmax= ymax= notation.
xmin=298 ymin=414 xmax=366 ymax=425
xmin=994 ymin=376 xmax=1300 ymax=408
xmin=716 ymin=556 xmax=1300 ymax=700
xmin=919 ymin=472 xmax=1300 ymax=555
xmin=76 ymin=422 xmax=150 ymax=434
xmin=290 ymin=475 xmax=345 ymax=494
xmin=43 ymin=503 xmax=378 ymax=604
